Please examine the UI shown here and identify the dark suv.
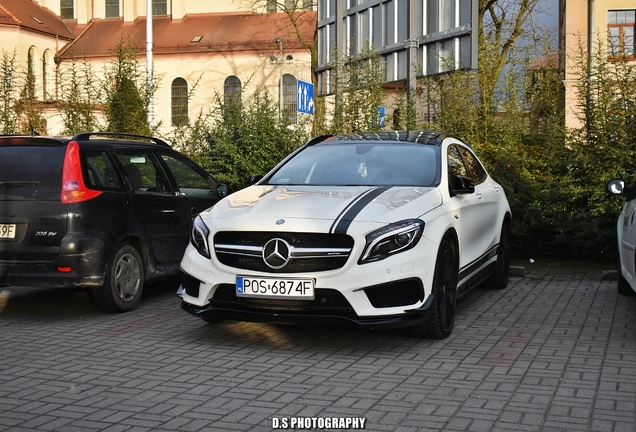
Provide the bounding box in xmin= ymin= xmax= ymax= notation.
xmin=0 ymin=132 xmax=227 ymax=312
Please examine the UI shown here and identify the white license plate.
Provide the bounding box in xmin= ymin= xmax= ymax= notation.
xmin=236 ymin=276 xmax=315 ymax=300
xmin=0 ymin=224 xmax=16 ymax=239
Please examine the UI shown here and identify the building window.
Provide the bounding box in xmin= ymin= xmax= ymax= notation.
xmin=26 ymin=47 xmax=37 ymax=100
xmin=303 ymin=0 xmax=314 ymax=9
xmin=42 ymin=51 xmax=50 ymax=100
xmin=105 ymin=0 xmax=119 ymax=18
xmin=608 ymin=10 xmax=635 ymax=58
xmin=267 ymin=0 xmax=277 ymax=13
xmin=224 ymin=76 xmax=242 ymax=104
xmin=282 ymin=73 xmax=297 ymax=124
xmin=152 ymin=0 xmax=167 ymax=16
xmin=60 ymin=0 xmax=74 ymax=20
xmin=171 ymin=78 xmax=188 ymax=126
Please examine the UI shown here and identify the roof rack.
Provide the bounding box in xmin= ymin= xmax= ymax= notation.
xmin=71 ymin=132 xmax=170 ymax=148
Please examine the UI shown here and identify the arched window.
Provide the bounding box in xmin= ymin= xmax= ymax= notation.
xmin=42 ymin=50 xmax=53 ymax=100
xmin=282 ymin=73 xmax=297 ymax=124
xmin=26 ymin=47 xmax=37 ymax=100
xmin=171 ymin=78 xmax=189 ymax=126
xmin=224 ymin=76 xmax=242 ymax=104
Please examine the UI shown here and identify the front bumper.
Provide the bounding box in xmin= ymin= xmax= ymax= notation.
xmin=180 ymin=291 xmax=435 ymax=330
xmin=178 ymin=269 xmax=435 ymax=330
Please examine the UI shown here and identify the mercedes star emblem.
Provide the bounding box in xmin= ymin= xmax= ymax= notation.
xmin=262 ymin=238 xmax=291 ymax=269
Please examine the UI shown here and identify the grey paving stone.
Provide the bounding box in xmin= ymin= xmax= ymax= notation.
xmin=2 ymin=273 xmax=636 ymax=431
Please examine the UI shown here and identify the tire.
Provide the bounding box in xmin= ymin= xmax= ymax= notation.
xmin=617 ymin=265 xmax=636 ymax=296
xmin=93 ymin=243 xmax=145 ymax=312
xmin=412 ymin=238 xmax=458 ymax=339
xmin=489 ymin=219 xmax=511 ymax=290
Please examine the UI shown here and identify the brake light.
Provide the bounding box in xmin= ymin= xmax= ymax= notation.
xmin=61 ymin=141 xmax=102 ymax=204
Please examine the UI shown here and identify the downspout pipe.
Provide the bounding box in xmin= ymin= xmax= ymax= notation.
xmin=586 ymin=0 xmax=594 ymax=134
xmin=146 ymin=0 xmax=154 ymax=130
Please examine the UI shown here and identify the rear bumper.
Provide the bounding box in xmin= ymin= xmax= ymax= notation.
xmin=0 ymin=236 xmax=106 ymax=288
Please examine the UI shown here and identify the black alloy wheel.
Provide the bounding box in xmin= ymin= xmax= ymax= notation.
xmin=412 ymin=237 xmax=458 ymax=339
xmin=489 ymin=219 xmax=511 ymax=290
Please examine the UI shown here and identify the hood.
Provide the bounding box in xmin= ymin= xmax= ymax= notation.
xmin=204 ymin=185 xmax=442 ymax=228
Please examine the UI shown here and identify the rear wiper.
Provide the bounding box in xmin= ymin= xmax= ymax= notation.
xmin=0 ymin=181 xmax=41 ymax=189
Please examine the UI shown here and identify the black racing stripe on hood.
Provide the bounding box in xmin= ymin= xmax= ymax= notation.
xmin=331 ymin=187 xmax=390 ymax=234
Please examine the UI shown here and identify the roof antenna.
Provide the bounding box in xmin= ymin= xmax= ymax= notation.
xmin=29 ymin=123 xmax=40 ymax=137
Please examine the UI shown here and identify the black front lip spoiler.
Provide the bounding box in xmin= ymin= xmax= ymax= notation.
xmin=180 ymin=294 xmax=435 ymax=330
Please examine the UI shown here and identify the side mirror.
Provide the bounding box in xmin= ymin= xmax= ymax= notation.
xmin=217 ymin=184 xmax=229 ymax=198
xmin=450 ymin=175 xmax=475 ymax=197
xmin=606 ymin=178 xmax=625 ymax=196
xmin=249 ymin=174 xmax=264 ymax=185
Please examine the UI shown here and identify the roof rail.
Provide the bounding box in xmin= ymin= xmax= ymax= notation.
xmin=71 ymin=132 xmax=170 ymax=148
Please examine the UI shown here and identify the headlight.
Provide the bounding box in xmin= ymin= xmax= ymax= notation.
xmin=359 ymin=219 xmax=424 ymax=264
xmin=191 ymin=215 xmax=211 ymax=258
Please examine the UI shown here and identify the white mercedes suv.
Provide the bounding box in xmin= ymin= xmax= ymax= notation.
xmin=178 ymin=132 xmax=512 ymax=338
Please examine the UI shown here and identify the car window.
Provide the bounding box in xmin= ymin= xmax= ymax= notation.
xmin=161 ymin=154 xmax=217 ymax=197
xmin=448 ymin=145 xmax=468 ymax=180
xmin=0 ymin=144 xmax=64 ymax=200
xmin=114 ymin=148 xmax=171 ymax=194
xmin=267 ymin=143 xmax=439 ymax=187
xmin=458 ymin=146 xmax=487 ymax=184
xmin=82 ymin=149 xmax=123 ymax=190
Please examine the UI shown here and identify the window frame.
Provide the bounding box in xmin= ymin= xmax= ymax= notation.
xmin=608 ymin=10 xmax=635 ymax=60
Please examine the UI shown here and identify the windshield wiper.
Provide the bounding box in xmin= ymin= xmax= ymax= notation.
xmin=0 ymin=181 xmax=41 ymax=189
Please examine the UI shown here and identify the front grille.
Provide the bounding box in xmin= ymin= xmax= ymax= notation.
xmin=214 ymin=231 xmax=354 ymax=273
xmin=212 ymin=284 xmax=355 ymax=314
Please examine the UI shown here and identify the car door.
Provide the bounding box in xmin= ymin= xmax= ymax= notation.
xmin=158 ymin=151 xmax=221 ymax=223
xmin=458 ymin=145 xmax=502 ymax=251
xmin=620 ymin=194 xmax=636 ymax=284
xmin=113 ymin=147 xmax=186 ymax=264
xmin=447 ymin=143 xmax=498 ymax=269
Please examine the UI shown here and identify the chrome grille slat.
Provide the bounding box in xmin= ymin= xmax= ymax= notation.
xmin=213 ymin=231 xmax=354 ymax=273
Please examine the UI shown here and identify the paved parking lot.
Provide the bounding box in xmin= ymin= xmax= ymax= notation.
xmin=1 ymin=268 xmax=635 ymax=432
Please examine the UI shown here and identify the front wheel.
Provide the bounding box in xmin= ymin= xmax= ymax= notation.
xmin=412 ymin=238 xmax=458 ymax=339
xmin=93 ymin=243 xmax=145 ymax=312
xmin=617 ymin=265 xmax=636 ymax=296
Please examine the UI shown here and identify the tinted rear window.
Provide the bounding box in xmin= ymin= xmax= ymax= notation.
xmin=0 ymin=145 xmax=65 ymax=200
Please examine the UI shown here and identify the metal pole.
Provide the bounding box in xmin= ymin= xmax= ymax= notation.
xmin=275 ymin=38 xmax=283 ymax=118
xmin=146 ymin=0 xmax=154 ymax=129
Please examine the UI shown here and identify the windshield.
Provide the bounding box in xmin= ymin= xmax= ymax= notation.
xmin=267 ymin=143 xmax=439 ymax=187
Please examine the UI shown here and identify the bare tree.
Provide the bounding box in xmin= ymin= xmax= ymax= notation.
xmin=478 ymin=0 xmax=542 ymax=122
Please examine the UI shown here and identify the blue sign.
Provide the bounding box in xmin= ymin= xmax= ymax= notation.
xmin=297 ymin=80 xmax=314 ymax=115
xmin=377 ymin=106 xmax=386 ymax=128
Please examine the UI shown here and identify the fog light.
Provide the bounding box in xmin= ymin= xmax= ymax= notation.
xmin=57 ymin=266 xmax=72 ymax=273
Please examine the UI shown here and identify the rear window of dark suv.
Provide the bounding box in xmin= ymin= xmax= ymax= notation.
xmin=0 ymin=142 xmax=66 ymax=201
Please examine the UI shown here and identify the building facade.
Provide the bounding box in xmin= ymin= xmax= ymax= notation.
xmin=559 ymin=0 xmax=635 ymax=129
xmin=315 ymin=0 xmax=477 ymax=98
xmin=1 ymin=0 xmax=316 ymax=135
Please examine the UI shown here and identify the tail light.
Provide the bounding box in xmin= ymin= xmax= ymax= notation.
xmin=61 ymin=141 xmax=102 ymax=204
